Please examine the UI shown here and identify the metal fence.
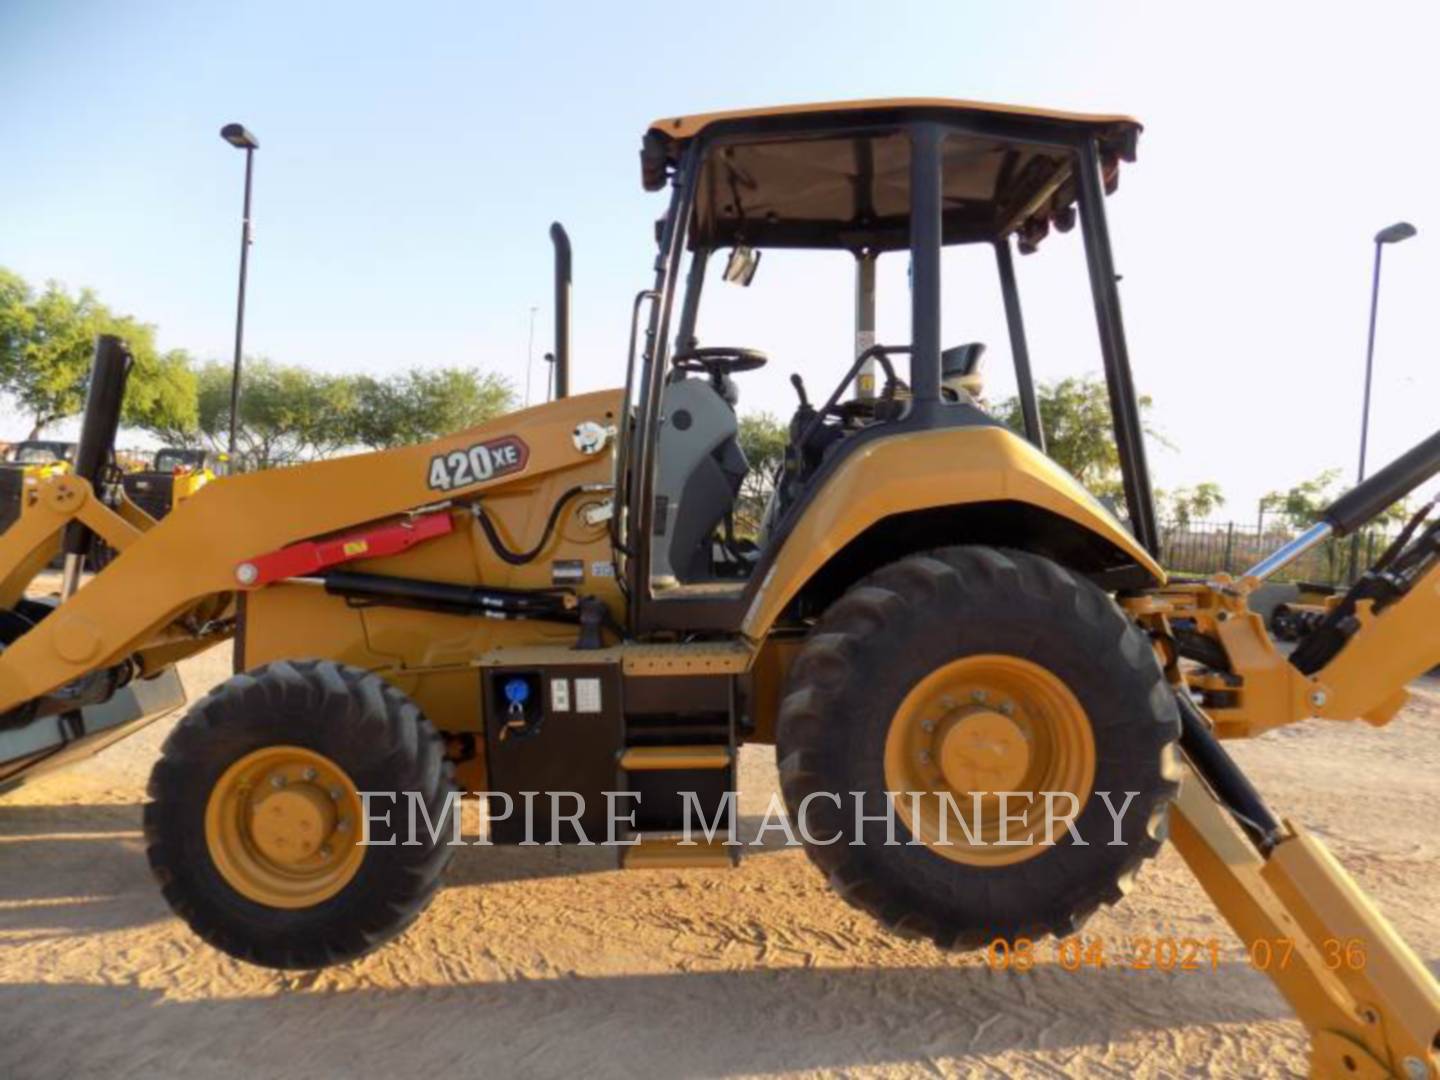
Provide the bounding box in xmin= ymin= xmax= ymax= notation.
xmin=1158 ymin=518 xmax=1394 ymax=586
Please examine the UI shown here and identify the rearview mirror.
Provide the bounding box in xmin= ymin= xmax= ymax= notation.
xmin=722 ymin=245 xmax=761 ymax=286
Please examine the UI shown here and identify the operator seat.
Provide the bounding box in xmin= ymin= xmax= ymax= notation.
xmin=651 ymin=375 xmax=749 ymax=585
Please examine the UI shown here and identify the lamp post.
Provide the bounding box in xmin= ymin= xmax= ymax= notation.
xmin=220 ymin=123 xmax=259 ymax=468
xmin=1350 ymin=220 xmax=1417 ymax=580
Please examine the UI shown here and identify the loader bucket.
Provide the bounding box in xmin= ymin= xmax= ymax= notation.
xmin=0 ymin=665 xmax=185 ymax=793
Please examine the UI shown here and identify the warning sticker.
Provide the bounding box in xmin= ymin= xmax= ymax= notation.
xmin=574 ymin=678 xmax=603 ymax=714
xmin=550 ymin=678 xmax=571 ymax=712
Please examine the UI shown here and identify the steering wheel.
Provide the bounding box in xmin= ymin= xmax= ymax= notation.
xmin=672 ymin=346 xmax=769 ymax=378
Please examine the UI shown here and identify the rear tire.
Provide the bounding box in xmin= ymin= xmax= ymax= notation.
xmin=145 ymin=659 xmax=456 ymax=969
xmin=776 ymin=546 xmax=1180 ymax=949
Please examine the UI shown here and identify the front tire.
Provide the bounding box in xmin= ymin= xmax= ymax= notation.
xmin=776 ymin=546 xmax=1180 ymax=949
xmin=145 ymin=660 xmax=456 ymax=969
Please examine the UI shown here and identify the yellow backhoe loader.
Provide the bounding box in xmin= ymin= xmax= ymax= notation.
xmin=0 ymin=99 xmax=1436 ymax=1078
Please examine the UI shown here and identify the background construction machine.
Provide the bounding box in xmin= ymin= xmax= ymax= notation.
xmin=0 ymin=439 xmax=77 ymax=536
xmin=119 ymin=447 xmax=218 ymax=521
xmin=0 ymin=100 xmax=1436 ymax=1078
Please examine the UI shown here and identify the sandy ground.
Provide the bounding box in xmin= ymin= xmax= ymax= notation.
xmin=1 ymin=644 xmax=1437 ymax=1080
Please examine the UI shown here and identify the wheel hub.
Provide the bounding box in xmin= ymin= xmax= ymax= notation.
xmin=936 ymin=709 xmax=1031 ymax=794
xmin=204 ymin=746 xmax=365 ymax=908
xmin=248 ymin=780 xmax=338 ymax=865
xmin=884 ymin=654 xmax=1096 ymax=866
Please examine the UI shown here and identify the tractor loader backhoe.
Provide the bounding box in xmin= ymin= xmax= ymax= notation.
xmin=1 ymin=99 xmax=1436 ymax=1078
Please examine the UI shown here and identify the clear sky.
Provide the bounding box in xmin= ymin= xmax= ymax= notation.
xmin=2 ymin=1 xmax=1436 ymax=518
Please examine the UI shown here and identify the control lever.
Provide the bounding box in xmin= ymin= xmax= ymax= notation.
xmin=790 ymin=373 xmax=810 ymax=407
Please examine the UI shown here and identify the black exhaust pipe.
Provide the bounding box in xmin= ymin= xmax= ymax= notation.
xmin=61 ymin=335 xmax=132 ymax=590
xmin=549 ymin=222 xmax=571 ymax=400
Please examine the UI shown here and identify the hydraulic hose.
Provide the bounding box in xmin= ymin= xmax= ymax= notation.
xmin=1175 ymin=690 xmax=1283 ymax=853
xmin=472 ymin=484 xmax=598 ymax=566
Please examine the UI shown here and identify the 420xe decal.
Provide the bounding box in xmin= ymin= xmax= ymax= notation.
xmin=427 ymin=435 xmax=529 ymax=491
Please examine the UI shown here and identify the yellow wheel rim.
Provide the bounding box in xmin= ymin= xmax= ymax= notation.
xmin=883 ymin=654 xmax=1096 ymax=866
xmin=204 ymin=745 xmax=365 ymax=909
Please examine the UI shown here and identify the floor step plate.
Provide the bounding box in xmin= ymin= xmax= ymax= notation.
xmin=620 ymin=834 xmax=738 ymax=870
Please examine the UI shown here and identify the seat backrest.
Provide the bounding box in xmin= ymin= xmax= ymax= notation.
xmin=651 ymin=377 xmax=745 ymax=584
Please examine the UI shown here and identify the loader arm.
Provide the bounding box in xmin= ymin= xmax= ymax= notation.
xmin=0 ymin=389 xmax=621 ymax=718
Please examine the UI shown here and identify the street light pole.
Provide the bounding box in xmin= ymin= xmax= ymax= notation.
xmin=1350 ymin=220 xmax=1417 ymax=580
xmin=220 ymin=123 xmax=260 ymax=468
xmin=523 ymin=305 xmax=537 ymax=407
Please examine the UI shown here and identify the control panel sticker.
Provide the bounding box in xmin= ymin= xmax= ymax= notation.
xmin=550 ymin=678 xmax=571 ymax=712
xmin=551 ymin=559 xmax=585 ymax=585
xmin=574 ymin=677 xmax=603 ymax=714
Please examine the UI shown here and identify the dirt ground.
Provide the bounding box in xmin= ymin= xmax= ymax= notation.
xmin=1 ymin=644 xmax=1436 ymax=1080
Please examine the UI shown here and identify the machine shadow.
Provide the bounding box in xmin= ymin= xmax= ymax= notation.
xmin=0 ymin=801 xmax=171 ymax=936
xmin=0 ymin=960 xmax=1313 ymax=1078
xmin=0 ymin=800 xmax=143 ymax=836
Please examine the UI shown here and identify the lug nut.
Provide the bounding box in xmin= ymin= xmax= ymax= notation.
xmin=971 ymin=690 xmax=988 ymax=704
xmin=921 ymin=719 xmax=936 ymax=733
xmin=270 ymin=775 xmax=287 ymax=789
xmin=918 ymin=750 xmax=931 ymax=765
xmin=319 ymin=845 xmax=332 ymax=859
xmin=329 ymin=786 xmax=342 ymax=801
xmin=302 ymin=767 xmax=317 ymax=781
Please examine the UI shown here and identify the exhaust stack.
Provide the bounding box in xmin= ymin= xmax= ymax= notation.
xmin=549 ymin=222 xmax=571 ymax=400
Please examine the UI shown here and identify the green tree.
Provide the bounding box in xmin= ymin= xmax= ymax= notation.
xmin=1263 ymin=469 xmax=1344 ymax=528
xmin=1264 ymin=468 xmax=1411 ymax=530
xmin=1262 ymin=468 xmax=1411 ymax=582
xmin=350 ymin=367 xmax=515 ymax=449
xmin=0 ymin=269 xmax=33 ymax=388
xmin=994 ymin=374 xmax=1163 ymax=499
xmin=191 ymin=358 xmax=360 ymax=469
xmin=124 ymin=345 xmax=198 ymax=440
xmin=0 ymin=270 xmax=196 ymax=439
xmin=1159 ymin=481 xmax=1227 ymax=526
xmin=735 ymin=411 xmax=788 ymax=535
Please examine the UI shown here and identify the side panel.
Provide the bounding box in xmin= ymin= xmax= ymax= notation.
xmin=742 ymin=425 xmax=1163 ymax=638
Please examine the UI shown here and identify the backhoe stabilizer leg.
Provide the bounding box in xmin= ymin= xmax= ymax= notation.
xmin=1170 ymin=757 xmax=1440 ymax=1078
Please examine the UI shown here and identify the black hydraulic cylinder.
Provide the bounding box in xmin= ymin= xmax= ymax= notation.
xmin=324 ymin=569 xmax=576 ymax=622
xmin=550 ymin=222 xmax=571 ymax=400
xmin=64 ymin=335 xmax=133 ymax=558
xmin=1323 ymin=427 xmax=1440 ymax=536
xmin=1175 ymin=690 xmax=1283 ymax=853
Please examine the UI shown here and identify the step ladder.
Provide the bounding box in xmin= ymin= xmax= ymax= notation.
xmin=616 ymin=673 xmax=741 ymax=868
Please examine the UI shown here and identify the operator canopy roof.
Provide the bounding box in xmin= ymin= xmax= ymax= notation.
xmin=643 ymin=98 xmax=1141 ymax=253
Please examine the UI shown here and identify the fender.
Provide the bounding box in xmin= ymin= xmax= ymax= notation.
xmin=742 ymin=425 xmax=1164 ymax=639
